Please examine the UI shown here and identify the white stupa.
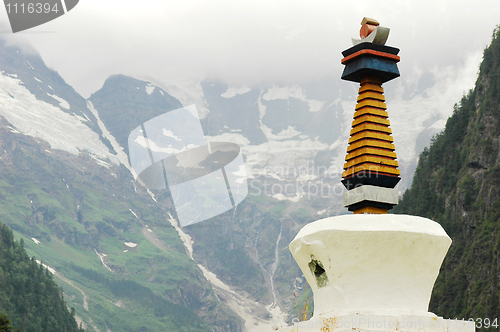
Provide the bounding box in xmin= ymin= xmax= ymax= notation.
xmin=277 ymin=18 xmax=476 ymax=332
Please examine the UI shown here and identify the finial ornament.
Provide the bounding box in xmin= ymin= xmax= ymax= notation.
xmin=352 ymin=17 xmax=390 ymax=46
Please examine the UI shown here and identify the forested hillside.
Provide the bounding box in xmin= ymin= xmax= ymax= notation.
xmin=394 ymin=25 xmax=500 ymax=321
xmin=0 ymin=222 xmax=84 ymax=331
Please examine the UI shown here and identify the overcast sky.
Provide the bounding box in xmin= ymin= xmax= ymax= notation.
xmin=1 ymin=0 xmax=499 ymax=99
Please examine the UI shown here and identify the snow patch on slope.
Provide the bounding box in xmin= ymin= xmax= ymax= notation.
xmin=94 ymin=250 xmax=113 ymax=272
xmin=129 ymin=209 xmax=139 ymax=219
xmin=35 ymin=260 xmax=55 ymax=274
xmin=263 ymin=85 xmax=325 ymax=112
xmin=145 ymin=83 xmax=156 ymax=95
xmin=307 ymin=99 xmax=325 ymax=112
xmin=162 ymin=129 xmax=181 ymax=141
xmin=205 ymin=132 xmax=250 ymax=146
xmin=89 ymin=154 xmax=112 ymax=168
xmin=135 ymin=136 xmax=197 ymax=155
xmin=167 ymin=213 xmax=194 ymax=260
xmin=7 ymin=125 xmax=19 ymax=133
xmin=0 ymin=72 xmax=112 ymax=160
xmin=47 ymin=93 xmax=70 ymax=110
xmin=263 ymin=86 xmax=306 ymax=101
xmin=221 ymin=86 xmax=251 ymax=98
xmin=87 ymin=100 xmax=131 ymax=169
xmin=263 ymin=125 xmax=302 ymax=141
xmin=273 ymin=193 xmax=303 ymax=202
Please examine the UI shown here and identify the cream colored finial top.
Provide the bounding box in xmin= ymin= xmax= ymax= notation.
xmin=361 ymin=17 xmax=379 ymax=26
xmin=352 ymin=17 xmax=390 ymax=46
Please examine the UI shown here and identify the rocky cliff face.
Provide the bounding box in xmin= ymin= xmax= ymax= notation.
xmin=395 ymin=26 xmax=500 ymax=320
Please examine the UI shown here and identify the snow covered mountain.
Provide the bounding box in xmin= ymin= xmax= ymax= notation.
xmin=0 ymin=39 xmax=117 ymax=161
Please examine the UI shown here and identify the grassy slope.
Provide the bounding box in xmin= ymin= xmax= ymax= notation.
xmin=0 ymin=119 xmax=220 ymax=331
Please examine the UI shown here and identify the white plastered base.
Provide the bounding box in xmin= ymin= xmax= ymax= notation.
xmin=276 ymin=214 xmax=474 ymax=332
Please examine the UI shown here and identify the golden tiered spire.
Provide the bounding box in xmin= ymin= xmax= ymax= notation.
xmin=343 ymin=77 xmax=400 ymax=183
